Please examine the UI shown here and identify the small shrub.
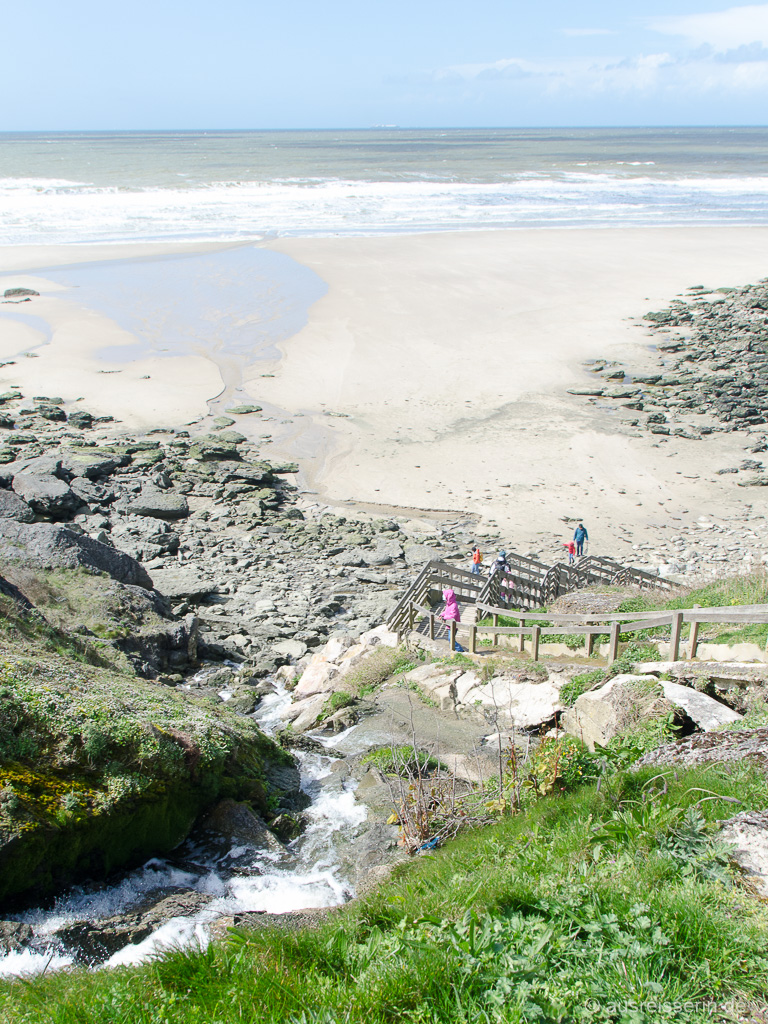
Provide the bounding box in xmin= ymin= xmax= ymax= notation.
xmin=525 ymin=735 xmax=599 ymax=795
xmin=361 ymin=745 xmax=441 ymax=776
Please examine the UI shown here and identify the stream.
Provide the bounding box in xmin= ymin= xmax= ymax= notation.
xmin=0 ymin=681 xmax=367 ymax=978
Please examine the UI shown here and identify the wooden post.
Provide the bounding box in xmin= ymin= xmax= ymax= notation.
xmin=689 ymin=620 xmax=700 ymax=661
xmin=519 ymin=630 xmax=525 ymax=653
xmin=429 ymin=614 xmax=435 ymax=640
xmin=585 ymin=631 xmax=594 ymax=657
xmin=608 ymin=621 xmax=620 ymax=665
xmin=670 ymin=610 xmax=683 ymax=662
xmin=493 ymin=613 xmax=499 ymax=627
xmin=689 ymin=604 xmax=700 ymax=660
xmin=470 ymin=625 xmax=477 ymax=654
xmin=531 ymin=626 xmax=540 ymax=662
xmin=449 ymin=620 xmax=456 ymax=651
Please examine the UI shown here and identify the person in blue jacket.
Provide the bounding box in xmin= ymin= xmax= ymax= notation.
xmin=573 ymin=523 xmax=588 ymax=556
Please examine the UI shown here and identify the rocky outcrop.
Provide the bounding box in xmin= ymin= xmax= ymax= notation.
xmin=0 ymin=626 xmax=299 ymax=907
xmin=55 ymin=891 xmax=215 ymax=965
xmin=634 ymin=727 xmax=768 ymax=769
xmin=720 ymin=810 xmax=768 ymax=898
xmin=0 ymin=520 xmax=153 ymax=589
xmin=562 ymin=674 xmax=741 ymax=749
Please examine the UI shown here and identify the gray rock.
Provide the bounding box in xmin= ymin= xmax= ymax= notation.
xmin=11 ymin=472 xmax=80 ymax=516
xmin=0 ymin=520 xmax=153 ymax=588
xmin=403 ymin=543 xmax=442 ymax=566
xmin=562 ymin=674 xmax=673 ymax=750
xmin=3 ymin=288 xmax=38 ymax=298
xmin=272 ymin=638 xmax=309 ymax=661
xmin=0 ymin=921 xmax=34 ymax=953
xmin=67 ymin=410 xmax=94 ymax=429
xmin=125 ymin=488 xmax=189 ymax=520
xmin=149 ymin=566 xmax=217 ymax=600
xmin=0 ymin=489 xmax=34 ymax=522
xmin=659 ymin=680 xmax=742 ymax=731
xmin=720 ymin=810 xmax=768 ymax=897
xmin=226 ymin=404 xmax=262 ymax=415
xmin=55 ymin=891 xmax=214 ymax=965
xmin=59 ymin=449 xmax=117 ymax=478
xmin=201 ymin=799 xmax=286 ymax=854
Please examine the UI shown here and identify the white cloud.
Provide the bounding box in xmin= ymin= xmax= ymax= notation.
xmin=434 ymin=48 xmax=768 ymax=97
xmin=419 ymin=5 xmax=768 ymax=105
xmin=649 ymin=4 xmax=768 ymax=49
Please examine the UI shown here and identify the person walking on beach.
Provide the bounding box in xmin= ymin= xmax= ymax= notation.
xmin=471 ymin=545 xmax=483 ymax=575
xmin=563 ymin=540 xmax=576 ymax=565
xmin=573 ymin=523 xmax=588 ymax=557
xmin=440 ymin=587 xmax=465 ymax=652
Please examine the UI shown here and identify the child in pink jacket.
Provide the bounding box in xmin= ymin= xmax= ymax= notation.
xmin=440 ymin=588 xmax=466 ymax=652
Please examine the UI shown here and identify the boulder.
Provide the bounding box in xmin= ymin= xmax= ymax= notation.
xmin=562 ymin=674 xmax=672 ymax=750
xmin=149 ymin=566 xmax=217 ymax=600
xmin=659 ymin=680 xmax=742 ymax=731
xmin=466 ymin=677 xmax=562 ymax=729
xmin=294 ymin=660 xmax=338 ymax=697
xmin=200 ymin=799 xmax=286 ymax=856
xmin=0 ymin=921 xmax=33 ymax=953
xmin=0 ymin=520 xmax=153 ymax=588
xmin=272 ymin=639 xmax=308 ymax=661
xmin=124 ymin=488 xmax=189 ymax=520
xmin=3 ymin=288 xmax=38 ymax=298
xmin=284 ymin=692 xmax=327 ymax=731
xmin=55 ymin=891 xmax=214 ymax=965
xmin=403 ymin=543 xmax=442 ymax=566
xmin=226 ymin=404 xmax=262 ymax=415
xmin=59 ymin=449 xmax=118 ymax=479
xmin=67 ymin=410 xmax=94 ymax=429
xmin=0 ymin=489 xmax=34 ymax=523
xmin=12 ymin=472 xmax=80 ymax=516
xmin=720 ymin=810 xmax=768 ymax=898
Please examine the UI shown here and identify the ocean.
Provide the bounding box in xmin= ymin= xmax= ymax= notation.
xmin=2 ymin=127 xmax=768 ymax=244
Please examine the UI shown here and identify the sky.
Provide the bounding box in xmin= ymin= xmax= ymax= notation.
xmin=3 ymin=0 xmax=768 ymax=129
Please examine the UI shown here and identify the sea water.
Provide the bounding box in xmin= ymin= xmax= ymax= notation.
xmin=2 ymin=127 xmax=768 ymax=243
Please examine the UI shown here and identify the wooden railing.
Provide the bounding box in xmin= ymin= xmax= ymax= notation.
xmin=387 ymin=558 xmax=766 ymax=665
xmin=459 ymin=604 xmax=768 ymax=663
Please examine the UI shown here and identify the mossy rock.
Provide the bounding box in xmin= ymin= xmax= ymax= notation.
xmin=0 ymin=599 xmax=295 ymax=906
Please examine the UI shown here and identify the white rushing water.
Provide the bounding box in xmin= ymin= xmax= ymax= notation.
xmin=0 ymin=680 xmax=366 ymax=977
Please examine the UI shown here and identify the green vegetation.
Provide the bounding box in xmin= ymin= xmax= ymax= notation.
xmin=3 ymin=761 xmax=766 ymax=1023
xmin=560 ymin=669 xmax=605 ymax=707
xmin=332 ymin=647 xmax=421 ymax=700
xmin=0 ymin=589 xmax=292 ymax=906
xmin=617 ymin=572 xmax=768 ymax=647
xmin=360 ymin=745 xmax=442 ymax=776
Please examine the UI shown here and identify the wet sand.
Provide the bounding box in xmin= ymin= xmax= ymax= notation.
xmin=3 ymin=228 xmax=768 ymax=556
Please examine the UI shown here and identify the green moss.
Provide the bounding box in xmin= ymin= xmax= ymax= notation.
xmin=0 ymin=628 xmax=294 ymax=906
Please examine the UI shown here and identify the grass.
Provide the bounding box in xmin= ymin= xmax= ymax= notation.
xmin=3 ymin=761 xmax=766 ymax=1023
xmin=479 ymin=573 xmax=768 ymax=652
xmin=617 ymin=572 xmax=768 ymax=648
xmin=360 ymin=745 xmax=443 ymax=776
xmin=333 ymin=647 xmax=422 ymax=700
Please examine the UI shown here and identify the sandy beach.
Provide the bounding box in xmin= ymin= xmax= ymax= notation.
xmin=2 ymin=227 xmax=768 ymax=561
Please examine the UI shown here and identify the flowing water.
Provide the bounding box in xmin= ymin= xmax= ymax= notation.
xmin=0 ymin=680 xmax=367 ymax=978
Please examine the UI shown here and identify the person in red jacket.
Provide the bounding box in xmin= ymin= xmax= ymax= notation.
xmin=471 ymin=545 xmax=483 ymax=575
xmin=563 ymin=540 xmax=576 ymax=565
